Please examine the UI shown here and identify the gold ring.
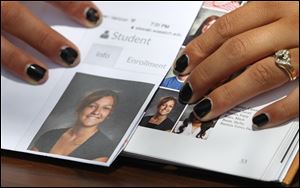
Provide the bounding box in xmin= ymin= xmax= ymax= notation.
xmin=274 ymin=49 xmax=297 ymax=81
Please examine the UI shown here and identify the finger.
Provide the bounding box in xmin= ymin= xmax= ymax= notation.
xmin=1 ymin=2 xmax=80 ymax=67
xmin=48 ymin=1 xmax=102 ymax=28
xmin=179 ymin=15 xmax=299 ymax=104
xmin=173 ymin=1 xmax=298 ymax=75
xmin=252 ymin=87 xmax=299 ymax=130
xmin=1 ymin=36 xmax=48 ymax=84
xmin=192 ymin=48 xmax=299 ymax=121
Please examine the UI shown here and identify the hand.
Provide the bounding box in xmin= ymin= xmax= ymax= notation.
xmin=1 ymin=1 xmax=102 ymax=84
xmin=175 ymin=2 xmax=299 ymax=130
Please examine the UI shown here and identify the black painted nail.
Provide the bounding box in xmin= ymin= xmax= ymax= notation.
xmin=60 ymin=47 xmax=78 ymax=65
xmin=174 ymin=54 xmax=189 ymax=74
xmin=179 ymin=83 xmax=193 ymax=104
xmin=86 ymin=8 xmax=100 ymax=24
xmin=193 ymin=98 xmax=212 ymax=119
xmin=252 ymin=114 xmax=269 ymax=127
xmin=27 ymin=64 xmax=46 ymax=82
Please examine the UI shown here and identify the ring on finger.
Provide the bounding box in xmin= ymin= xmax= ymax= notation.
xmin=274 ymin=49 xmax=297 ymax=81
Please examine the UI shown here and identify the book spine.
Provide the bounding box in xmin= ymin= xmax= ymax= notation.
xmin=282 ymin=152 xmax=299 ymax=185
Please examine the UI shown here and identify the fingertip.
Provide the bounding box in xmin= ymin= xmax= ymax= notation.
xmin=25 ymin=64 xmax=49 ymax=85
xmin=178 ymin=82 xmax=193 ymax=104
xmin=84 ymin=6 xmax=103 ymax=28
xmin=252 ymin=89 xmax=299 ymax=131
xmin=173 ymin=54 xmax=190 ymax=76
xmin=1 ymin=36 xmax=49 ymax=85
xmin=59 ymin=46 xmax=81 ymax=67
xmin=193 ymin=98 xmax=213 ymax=121
xmin=252 ymin=113 xmax=270 ymax=131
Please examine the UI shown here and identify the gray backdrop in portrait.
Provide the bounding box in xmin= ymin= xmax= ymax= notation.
xmin=29 ymin=73 xmax=154 ymax=149
xmin=143 ymin=87 xmax=186 ymax=125
xmin=188 ymin=7 xmax=224 ymax=36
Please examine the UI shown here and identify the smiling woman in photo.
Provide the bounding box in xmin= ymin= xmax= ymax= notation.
xmin=31 ymin=90 xmax=118 ymax=162
xmin=140 ymin=96 xmax=177 ymax=131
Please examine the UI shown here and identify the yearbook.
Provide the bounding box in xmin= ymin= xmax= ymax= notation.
xmin=1 ymin=1 xmax=298 ymax=185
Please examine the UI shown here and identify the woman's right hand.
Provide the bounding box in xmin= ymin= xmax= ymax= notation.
xmin=1 ymin=1 xmax=102 ymax=84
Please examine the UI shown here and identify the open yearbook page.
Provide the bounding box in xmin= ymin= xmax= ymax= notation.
xmin=1 ymin=1 xmax=298 ymax=184
xmin=123 ymin=2 xmax=299 ymax=183
xmin=1 ymin=2 xmax=201 ymax=167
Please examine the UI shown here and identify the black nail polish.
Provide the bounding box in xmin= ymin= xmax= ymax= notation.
xmin=86 ymin=8 xmax=100 ymax=23
xmin=174 ymin=54 xmax=188 ymax=74
xmin=252 ymin=114 xmax=269 ymax=127
xmin=60 ymin=47 xmax=78 ymax=65
xmin=27 ymin=64 xmax=46 ymax=82
xmin=179 ymin=83 xmax=193 ymax=104
xmin=193 ymin=98 xmax=212 ymax=118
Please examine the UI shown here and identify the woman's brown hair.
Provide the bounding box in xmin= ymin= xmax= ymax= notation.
xmin=157 ymin=96 xmax=177 ymax=109
xmin=77 ymin=90 xmax=118 ymax=113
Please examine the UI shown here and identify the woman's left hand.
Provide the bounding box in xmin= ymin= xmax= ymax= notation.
xmin=175 ymin=2 xmax=299 ymax=130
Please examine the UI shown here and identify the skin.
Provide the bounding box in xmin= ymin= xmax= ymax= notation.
xmin=191 ymin=119 xmax=202 ymax=134
xmin=78 ymin=96 xmax=114 ymax=128
xmin=201 ymin=19 xmax=217 ymax=34
xmin=1 ymin=1 xmax=102 ymax=84
xmin=177 ymin=75 xmax=189 ymax=82
xmin=176 ymin=1 xmax=299 ymax=130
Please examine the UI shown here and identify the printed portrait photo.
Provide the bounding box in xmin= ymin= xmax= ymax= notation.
xmin=172 ymin=105 xmax=218 ymax=140
xmin=182 ymin=7 xmax=225 ymax=46
xmin=139 ymin=87 xmax=186 ymax=132
xmin=28 ymin=72 xmax=154 ymax=163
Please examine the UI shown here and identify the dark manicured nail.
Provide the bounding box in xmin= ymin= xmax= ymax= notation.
xmin=174 ymin=54 xmax=189 ymax=74
xmin=193 ymin=98 xmax=212 ymax=119
xmin=86 ymin=8 xmax=100 ymax=24
xmin=60 ymin=47 xmax=78 ymax=65
xmin=252 ymin=114 xmax=269 ymax=127
xmin=27 ymin=64 xmax=46 ymax=82
xmin=179 ymin=83 xmax=193 ymax=104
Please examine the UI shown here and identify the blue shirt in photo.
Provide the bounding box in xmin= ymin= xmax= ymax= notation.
xmin=160 ymin=76 xmax=184 ymax=90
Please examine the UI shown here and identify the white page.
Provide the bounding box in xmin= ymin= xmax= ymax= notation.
xmin=125 ymin=79 xmax=299 ymax=180
xmin=1 ymin=2 xmax=201 ymax=166
xmin=124 ymin=2 xmax=299 ymax=181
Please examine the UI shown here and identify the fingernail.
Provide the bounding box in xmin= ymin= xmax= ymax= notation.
xmin=179 ymin=82 xmax=193 ymax=104
xmin=26 ymin=64 xmax=46 ymax=82
xmin=193 ymin=98 xmax=212 ymax=119
xmin=174 ymin=54 xmax=189 ymax=75
xmin=85 ymin=8 xmax=101 ymax=25
xmin=60 ymin=47 xmax=79 ymax=66
xmin=252 ymin=113 xmax=269 ymax=128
